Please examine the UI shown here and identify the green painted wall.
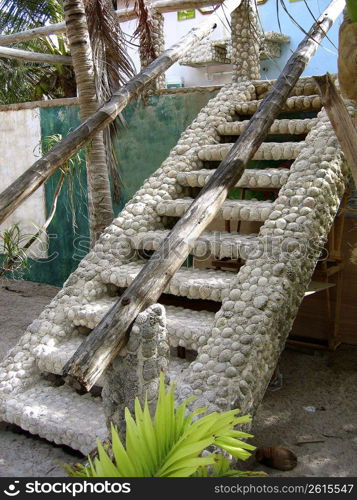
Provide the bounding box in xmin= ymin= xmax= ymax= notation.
xmin=23 ymin=105 xmax=89 ymax=286
xmin=117 ymin=92 xmax=216 ymax=204
xmin=24 ymin=90 xmax=216 ymax=287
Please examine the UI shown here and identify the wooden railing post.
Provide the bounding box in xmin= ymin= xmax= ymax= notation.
xmin=314 ymin=73 xmax=357 ymax=187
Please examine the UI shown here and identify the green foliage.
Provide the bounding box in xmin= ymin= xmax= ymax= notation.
xmin=42 ymin=133 xmax=84 ymax=232
xmin=0 ymin=0 xmax=63 ymax=33
xmin=65 ymin=374 xmax=264 ymax=478
xmin=0 ymin=1 xmax=75 ymax=104
xmin=347 ymin=0 xmax=357 ymax=23
xmin=43 ymin=133 xmax=82 ymax=173
xmin=0 ymin=35 xmax=75 ymax=104
xmin=0 ymin=223 xmax=39 ymax=277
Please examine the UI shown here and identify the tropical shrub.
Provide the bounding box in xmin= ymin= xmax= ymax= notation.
xmin=0 ymin=223 xmax=34 ymax=277
xmin=65 ymin=374 xmax=264 ymax=477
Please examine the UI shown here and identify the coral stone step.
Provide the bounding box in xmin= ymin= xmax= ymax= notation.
xmin=36 ymin=336 xmax=83 ymax=375
xmin=69 ymin=301 xmax=215 ymax=350
xmin=4 ymin=381 xmax=107 ymax=454
xmin=235 ymin=94 xmax=322 ymax=115
xmin=217 ymin=118 xmax=317 ymax=136
xmin=36 ymin=277 xmax=333 ymax=381
xmin=129 ymin=230 xmax=258 ymax=260
xmin=252 ymin=77 xmax=321 ymax=98
xmin=165 ymin=306 xmax=215 ymax=349
xmin=101 ymin=261 xmax=236 ymax=302
xmin=157 ymin=198 xmax=273 ymax=222
xmin=35 ymin=306 xmax=214 ymax=383
xmin=36 ymin=334 xmax=106 ymax=382
xmin=177 ymin=168 xmax=290 ymax=189
xmin=4 ymin=359 xmax=193 ymax=454
xmin=198 ymin=142 xmax=304 ymax=162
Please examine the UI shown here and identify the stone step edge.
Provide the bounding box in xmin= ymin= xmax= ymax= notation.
xmin=176 ymin=168 xmax=290 ymax=189
xmin=235 ymin=95 xmax=322 ymax=114
xmin=198 ymin=142 xmax=305 ymax=162
xmin=217 ymin=118 xmax=317 ymax=136
xmin=36 ymin=306 xmax=216 ymax=378
xmin=157 ymin=198 xmax=273 ymax=222
xmin=130 ymin=230 xmax=258 ymax=261
xmin=3 ymin=355 xmax=192 ymax=454
xmin=4 ymin=381 xmax=107 ymax=455
xmin=101 ymin=260 xmax=236 ymax=302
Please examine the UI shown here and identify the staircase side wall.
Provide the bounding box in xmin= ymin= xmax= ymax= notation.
xmin=184 ymin=105 xmax=352 ymax=414
xmin=102 ymin=303 xmax=169 ymax=435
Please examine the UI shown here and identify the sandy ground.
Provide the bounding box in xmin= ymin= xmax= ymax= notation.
xmin=0 ymin=278 xmax=356 ymax=477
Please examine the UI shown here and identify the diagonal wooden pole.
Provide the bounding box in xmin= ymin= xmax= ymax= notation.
xmin=0 ymin=45 xmax=72 ymax=65
xmin=63 ymin=0 xmax=346 ymax=391
xmin=314 ymin=73 xmax=357 ymax=187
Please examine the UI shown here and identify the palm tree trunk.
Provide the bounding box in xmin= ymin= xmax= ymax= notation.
xmin=63 ymin=0 xmax=114 ymax=243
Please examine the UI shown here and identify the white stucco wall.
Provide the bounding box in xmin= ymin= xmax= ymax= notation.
xmin=121 ymin=7 xmax=233 ymax=87
xmin=0 ymin=108 xmax=46 ymax=258
xmin=121 ymin=0 xmax=343 ymax=87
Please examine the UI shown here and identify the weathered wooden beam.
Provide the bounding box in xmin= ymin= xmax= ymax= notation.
xmin=0 ymin=0 xmax=224 ymax=46
xmin=62 ymin=0 xmax=346 ymax=391
xmin=146 ymin=0 xmax=224 ymax=14
xmin=116 ymin=0 xmax=225 ymax=21
xmin=0 ymin=22 xmax=65 ymax=46
xmin=0 ymin=45 xmax=73 ymax=65
xmin=0 ymin=0 xmax=240 ymax=225
xmin=314 ymin=73 xmax=357 ymax=187
xmin=0 ymin=97 xmax=78 ymax=112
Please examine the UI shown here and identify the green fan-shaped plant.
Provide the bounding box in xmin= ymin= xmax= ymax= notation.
xmin=65 ymin=374 xmax=264 ymax=478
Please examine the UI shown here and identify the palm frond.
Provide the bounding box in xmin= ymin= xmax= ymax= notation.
xmin=84 ymin=0 xmax=135 ymax=100
xmin=0 ymin=0 xmax=63 ymax=33
xmin=0 ymin=57 xmax=42 ymax=103
xmin=0 ymin=34 xmax=75 ymax=103
xmin=347 ymin=0 xmax=357 ymax=22
xmin=132 ymin=0 xmax=157 ymax=63
xmin=276 ymin=0 xmax=336 ymax=50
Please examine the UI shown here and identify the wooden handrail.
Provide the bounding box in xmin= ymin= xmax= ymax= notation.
xmin=0 ymin=0 xmax=223 ymax=46
xmin=0 ymin=45 xmax=72 ymax=65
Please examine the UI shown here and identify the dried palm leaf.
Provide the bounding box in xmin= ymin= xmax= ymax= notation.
xmin=84 ymin=0 xmax=135 ymax=101
xmin=83 ymin=0 xmax=136 ymax=203
xmin=132 ymin=0 xmax=157 ymax=63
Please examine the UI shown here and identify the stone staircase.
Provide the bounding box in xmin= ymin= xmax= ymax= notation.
xmin=0 ymin=77 xmax=350 ymax=454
